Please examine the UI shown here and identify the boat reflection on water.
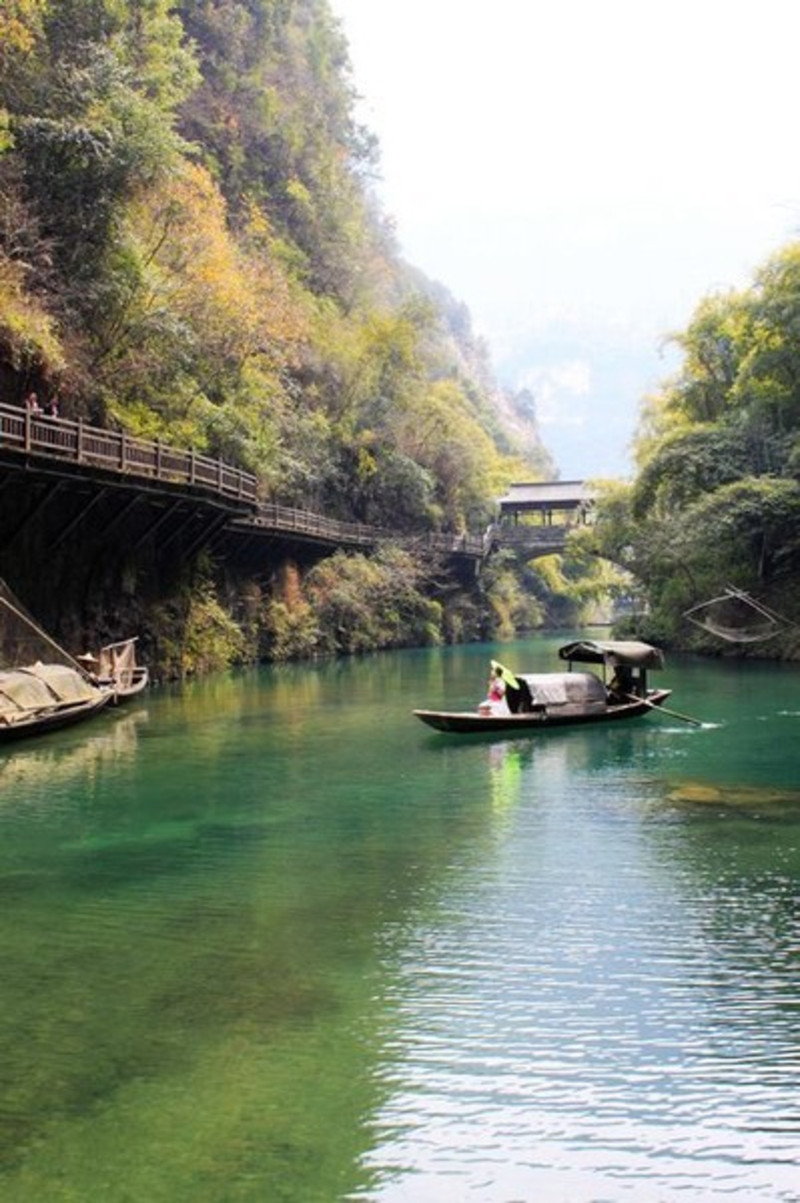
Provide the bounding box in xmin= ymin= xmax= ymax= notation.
xmin=487 ymin=740 xmax=534 ymax=819
xmin=0 ymin=708 xmax=149 ymax=803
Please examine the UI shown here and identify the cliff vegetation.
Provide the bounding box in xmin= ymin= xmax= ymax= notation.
xmin=0 ymin=0 xmax=558 ymax=665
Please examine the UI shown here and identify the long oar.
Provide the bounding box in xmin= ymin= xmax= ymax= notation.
xmin=624 ymin=692 xmax=704 ymax=728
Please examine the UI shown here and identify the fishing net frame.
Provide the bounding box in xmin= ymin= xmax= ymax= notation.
xmin=683 ymin=586 xmax=792 ymax=644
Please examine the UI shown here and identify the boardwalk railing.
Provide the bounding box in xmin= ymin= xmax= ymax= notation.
xmin=0 ymin=402 xmax=258 ymax=504
xmin=236 ymin=505 xmax=489 ymax=558
xmin=1 ymin=402 xmax=489 ymax=559
xmin=239 ymin=503 xmax=381 ymax=549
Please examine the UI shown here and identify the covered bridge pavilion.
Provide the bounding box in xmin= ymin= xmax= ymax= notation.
xmin=497 ymin=481 xmax=596 ymax=527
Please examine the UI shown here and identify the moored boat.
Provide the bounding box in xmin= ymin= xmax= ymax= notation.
xmin=0 ymin=663 xmax=114 ymax=741
xmin=0 ymin=580 xmax=117 ymax=742
xmin=414 ymin=639 xmax=672 ymax=734
xmin=80 ymin=638 xmax=149 ymax=701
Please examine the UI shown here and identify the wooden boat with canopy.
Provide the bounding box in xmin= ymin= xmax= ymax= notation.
xmin=0 ymin=580 xmax=116 ymax=742
xmin=99 ymin=638 xmax=148 ymax=699
xmin=413 ymin=639 xmax=672 ymax=734
xmin=79 ymin=637 xmax=149 ymax=701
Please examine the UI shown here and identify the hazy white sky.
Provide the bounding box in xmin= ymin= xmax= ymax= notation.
xmin=330 ymin=0 xmax=800 ymax=478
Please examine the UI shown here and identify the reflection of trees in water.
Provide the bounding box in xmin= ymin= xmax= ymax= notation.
xmin=0 ymin=709 xmax=148 ymax=802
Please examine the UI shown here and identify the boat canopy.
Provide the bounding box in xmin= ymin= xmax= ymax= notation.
xmin=558 ymin=639 xmax=665 ymax=670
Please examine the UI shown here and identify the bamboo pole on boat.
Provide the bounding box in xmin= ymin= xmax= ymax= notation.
xmin=0 ymin=593 xmax=87 ymax=675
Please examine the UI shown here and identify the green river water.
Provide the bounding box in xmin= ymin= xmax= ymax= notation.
xmin=1 ymin=633 xmax=799 ymax=1202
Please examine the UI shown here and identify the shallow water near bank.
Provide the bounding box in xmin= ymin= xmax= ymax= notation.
xmin=1 ymin=634 xmax=799 ymax=1201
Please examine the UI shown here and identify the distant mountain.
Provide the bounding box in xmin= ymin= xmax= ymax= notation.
xmin=492 ymin=320 xmax=678 ymax=481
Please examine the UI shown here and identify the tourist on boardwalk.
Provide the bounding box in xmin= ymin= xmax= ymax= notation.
xmin=24 ymin=392 xmax=41 ymax=414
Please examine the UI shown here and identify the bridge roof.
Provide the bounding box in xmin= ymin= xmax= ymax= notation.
xmin=497 ymin=480 xmax=594 ymax=512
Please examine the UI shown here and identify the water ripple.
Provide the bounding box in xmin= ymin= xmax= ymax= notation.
xmin=360 ymin=782 xmax=800 ymax=1201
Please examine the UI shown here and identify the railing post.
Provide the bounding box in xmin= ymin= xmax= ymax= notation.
xmin=24 ymin=410 xmax=32 ymax=452
xmin=189 ymin=449 xmax=196 ymax=485
xmin=156 ymin=439 xmax=162 ymax=479
xmin=120 ymin=430 xmax=127 ymax=471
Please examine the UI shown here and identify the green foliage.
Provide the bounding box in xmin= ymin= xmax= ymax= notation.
xmin=181 ymin=582 xmax=247 ymax=675
xmin=630 ymin=424 xmax=754 ymax=518
xmin=265 ymin=598 xmax=320 ymax=661
xmin=598 ymin=244 xmax=800 ymax=647
xmin=150 ymin=575 xmax=248 ymax=677
xmin=303 ymin=546 xmax=443 ymax=655
xmin=1 ymin=0 xmax=546 ymax=517
xmin=0 ymin=0 xmax=47 ymax=87
xmin=177 ymin=0 xmax=378 ymax=303
xmin=8 ymin=18 xmax=195 ymax=305
xmin=346 ymin=441 xmax=438 ymax=529
xmin=480 ymin=549 xmax=543 ymax=638
xmin=681 ymin=477 xmax=800 ymax=583
xmin=0 ymin=254 xmax=66 ymax=374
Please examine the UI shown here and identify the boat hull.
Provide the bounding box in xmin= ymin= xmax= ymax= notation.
xmin=414 ymin=689 xmax=672 ymax=734
xmin=114 ymin=666 xmax=149 ymax=702
xmin=0 ymin=691 xmax=115 ymax=743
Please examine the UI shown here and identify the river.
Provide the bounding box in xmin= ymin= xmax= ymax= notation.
xmin=1 ymin=634 xmax=799 ymax=1202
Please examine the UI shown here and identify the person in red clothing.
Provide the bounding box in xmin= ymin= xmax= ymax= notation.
xmin=479 ymin=663 xmax=510 ymax=716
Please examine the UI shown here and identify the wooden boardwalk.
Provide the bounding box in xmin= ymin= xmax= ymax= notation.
xmin=0 ymin=403 xmax=257 ymax=503
xmin=230 ymin=504 xmax=488 ymax=557
xmin=0 ymin=403 xmax=489 ymax=560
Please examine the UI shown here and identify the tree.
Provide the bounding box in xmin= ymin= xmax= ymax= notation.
xmin=599 ymin=243 xmax=800 ymax=647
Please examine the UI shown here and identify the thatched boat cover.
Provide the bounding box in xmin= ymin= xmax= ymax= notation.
xmin=517 ymin=671 xmax=606 ymax=707
xmin=558 ymin=640 xmax=665 ymax=670
xmin=0 ymin=664 xmax=96 ymax=718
